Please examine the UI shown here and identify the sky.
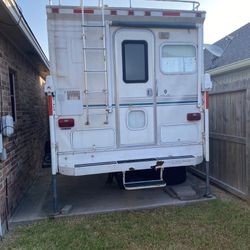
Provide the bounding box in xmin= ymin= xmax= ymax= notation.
xmin=16 ymin=0 xmax=250 ymax=58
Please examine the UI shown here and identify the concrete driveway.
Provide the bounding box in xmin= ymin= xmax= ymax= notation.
xmin=10 ymin=168 xmax=214 ymax=224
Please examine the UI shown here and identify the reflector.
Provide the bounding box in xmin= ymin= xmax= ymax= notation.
xmin=187 ymin=113 xmax=201 ymax=121
xmin=58 ymin=118 xmax=75 ymax=128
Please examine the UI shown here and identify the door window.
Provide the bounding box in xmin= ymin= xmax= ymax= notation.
xmin=122 ymin=40 xmax=148 ymax=83
xmin=160 ymin=44 xmax=196 ymax=74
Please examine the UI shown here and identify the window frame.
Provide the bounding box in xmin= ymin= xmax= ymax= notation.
xmin=160 ymin=43 xmax=197 ymax=75
xmin=122 ymin=40 xmax=149 ymax=84
xmin=9 ymin=70 xmax=17 ymax=122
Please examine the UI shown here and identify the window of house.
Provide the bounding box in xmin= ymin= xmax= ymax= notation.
xmin=160 ymin=44 xmax=196 ymax=74
xmin=9 ymin=71 xmax=16 ymax=122
xmin=122 ymin=40 xmax=148 ymax=83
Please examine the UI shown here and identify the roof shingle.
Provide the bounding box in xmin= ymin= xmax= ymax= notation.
xmin=205 ymin=22 xmax=250 ymax=71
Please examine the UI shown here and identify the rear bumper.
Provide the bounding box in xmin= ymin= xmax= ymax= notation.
xmin=59 ymin=155 xmax=203 ymax=176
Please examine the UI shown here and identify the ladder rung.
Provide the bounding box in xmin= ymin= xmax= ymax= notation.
xmin=89 ymin=107 xmax=108 ymax=115
xmin=83 ymin=47 xmax=106 ymax=50
xmin=84 ymin=70 xmax=107 ymax=73
xmin=84 ymin=90 xmax=107 ymax=94
xmin=85 ymin=108 xmax=109 ymax=113
xmin=89 ymin=114 xmax=107 ymax=117
xmin=82 ymin=25 xmax=105 ymax=28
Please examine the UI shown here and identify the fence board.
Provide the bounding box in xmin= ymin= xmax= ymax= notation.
xmin=205 ymin=75 xmax=249 ymax=199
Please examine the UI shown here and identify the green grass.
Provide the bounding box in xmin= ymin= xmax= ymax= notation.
xmin=1 ymin=199 xmax=250 ymax=250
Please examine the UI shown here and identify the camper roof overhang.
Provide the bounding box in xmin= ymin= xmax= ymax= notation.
xmin=0 ymin=0 xmax=49 ymax=79
xmin=47 ymin=6 xmax=205 ymax=27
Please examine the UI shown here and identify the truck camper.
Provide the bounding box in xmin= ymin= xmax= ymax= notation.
xmin=45 ymin=0 xmax=212 ymax=213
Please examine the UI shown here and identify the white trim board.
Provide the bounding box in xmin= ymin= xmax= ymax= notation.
xmin=207 ymin=58 xmax=250 ymax=76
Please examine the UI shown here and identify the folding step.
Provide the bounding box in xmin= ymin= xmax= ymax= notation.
xmin=124 ymin=180 xmax=166 ymax=190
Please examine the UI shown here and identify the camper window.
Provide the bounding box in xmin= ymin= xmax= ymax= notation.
xmin=160 ymin=45 xmax=196 ymax=74
xmin=122 ymin=40 xmax=148 ymax=83
xmin=127 ymin=110 xmax=147 ymax=130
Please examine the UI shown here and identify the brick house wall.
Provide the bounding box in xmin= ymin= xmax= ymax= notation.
xmin=0 ymin=31 xmax=48 ymax=223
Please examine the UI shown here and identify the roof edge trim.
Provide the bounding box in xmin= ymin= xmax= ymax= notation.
xmin=207 ymin=58 xmax=250 ymax=76
xmin=3 ymin=0 xmax=49 ymax=69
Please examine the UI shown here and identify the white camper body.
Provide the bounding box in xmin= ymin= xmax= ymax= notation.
xmin=45 ymin=0 xmax=210 ymax=194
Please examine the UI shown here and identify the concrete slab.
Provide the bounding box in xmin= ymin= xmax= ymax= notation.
xmin=10 ymin=169 xmax=215 ymax=225
xmin=166 ymin=184 xmax=199 ymax=200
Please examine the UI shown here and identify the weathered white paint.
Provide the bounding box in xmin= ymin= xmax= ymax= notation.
xmin=46 ymin=4 xmax=206 ymax=176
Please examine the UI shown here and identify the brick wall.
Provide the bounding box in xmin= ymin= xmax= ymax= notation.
xmin=0 ymin=31 xmax=48 ymax=222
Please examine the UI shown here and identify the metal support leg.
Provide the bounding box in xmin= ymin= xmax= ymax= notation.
xmin=0 ymin=217 xmax=3 ymax=239
xmin=52 ymin=174 xmax=59 ymax=215
xmin=204 ymin=161 xmax=212 ymax=198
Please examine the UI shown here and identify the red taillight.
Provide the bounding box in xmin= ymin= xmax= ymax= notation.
xmin=52 ymin=8 xmax=59 ymax=13
xmin=58 ymin=118 xmax=75 ymax=128
xmin=187 ymin=113 xmax=201 ymax=121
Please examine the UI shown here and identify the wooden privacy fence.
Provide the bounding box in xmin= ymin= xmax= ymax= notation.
xmin=195 ymin=68 xmax=250 ymax=200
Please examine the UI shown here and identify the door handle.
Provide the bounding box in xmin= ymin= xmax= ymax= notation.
xmin=156 ymin=79 xmax=158 ymax=96
xmin=147 ymin=88 xmax=153 ymax=97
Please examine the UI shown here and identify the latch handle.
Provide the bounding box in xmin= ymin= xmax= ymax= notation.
xmin=147 ymin=88 xmax=153 ymax=97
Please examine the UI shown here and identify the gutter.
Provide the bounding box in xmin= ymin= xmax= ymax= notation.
xmin=207 ymin=58 xmax=250 ymax=76
xmin=3 ymin=0 xmax=49 ymax=69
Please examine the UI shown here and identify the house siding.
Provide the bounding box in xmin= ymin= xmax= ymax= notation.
xmin=0 ymin=31 xmax=48 ymax=222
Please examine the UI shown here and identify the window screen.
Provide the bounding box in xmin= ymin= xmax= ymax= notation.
xmin=160 ymin=45 xmax=196 ymax=74
xmin=122 ymin=40 xmax=148 ymax=83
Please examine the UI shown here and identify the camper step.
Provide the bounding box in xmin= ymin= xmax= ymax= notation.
xmin=124 ymin=180 xmax=166 ymax=190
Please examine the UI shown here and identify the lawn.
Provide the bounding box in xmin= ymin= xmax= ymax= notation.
xmin=1 ymin=199 xmax=250 ymax=250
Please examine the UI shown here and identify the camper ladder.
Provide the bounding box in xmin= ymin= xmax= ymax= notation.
xmin=80 ymin=0 xmax=109 ymax=125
